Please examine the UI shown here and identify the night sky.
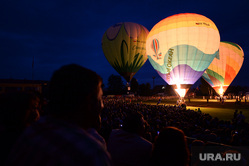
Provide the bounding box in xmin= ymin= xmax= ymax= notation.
xmin=1 ymin=0 xmax=249 ymax=87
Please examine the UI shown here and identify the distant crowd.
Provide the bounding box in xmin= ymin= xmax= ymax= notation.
xmin=101 ymin=99 xmax=248 ymax=146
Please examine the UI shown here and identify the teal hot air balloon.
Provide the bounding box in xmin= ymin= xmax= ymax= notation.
xmin=146 ymin=13 xmax=220 ymax=97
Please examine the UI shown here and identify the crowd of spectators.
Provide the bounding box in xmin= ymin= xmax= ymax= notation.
xmin=101 ymin=99 xmax=249 ymax=146
xmin=100 ymin=99 xmax=249 ymax=165
xmin=0 ymin=64 xmax=248 ymax=166
xmin=1 ymin=92 xmax=249 ymax=165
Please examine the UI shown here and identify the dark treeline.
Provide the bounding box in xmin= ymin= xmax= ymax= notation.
xmin=104 ymin=75 xmax=249 ymax=97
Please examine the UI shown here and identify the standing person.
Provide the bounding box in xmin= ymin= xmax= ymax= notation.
xmin=107 ymin=111 xmax=152 ymax=166
xmin=233 ymin=110 xmax=239 ymax=123
xmin=157 ymin=97 xmax=162 ymax=105
xmin=150 ymin=126 xmax=190 ymax=166
xmin=236 ymin=111 xmax=245 ymax=124
xmin=235 ymin=97 xmax=238 ymax=105
xmin=5 ymin=64 xmax=112 ymax=166
xmin=221 ymin=97 xmax=224 ymax=104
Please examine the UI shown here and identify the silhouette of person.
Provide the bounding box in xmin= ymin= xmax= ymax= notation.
xmin=233 ymin=110 xmax=238 ymax=123
xmin=157 ymin=97 xmax=162 ymax=105
xmin=236 ymin=111 xmax=245 ymax=124
xmin=107 ymin=111 xmax=152 ymax=166
xmin=0 ymin=91 xmax=40 ymax=165
xmin=150 ymin=126 xmax=190 ymax=166
xmin=5 ymin=64 xmax=112 ymax=166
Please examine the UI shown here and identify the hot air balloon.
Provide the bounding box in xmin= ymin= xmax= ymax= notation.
xmin=202 ymin=41 xmax=244 ymax=97
xmin=146 ymin=13 xmax=220 ymax=98
xmin=102 ymin=22 xmax=149 ymax=86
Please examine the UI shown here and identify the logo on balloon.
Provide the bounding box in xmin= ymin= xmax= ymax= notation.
xmin=151 ymin=39 xmax=162 ymax=59
xmin=166 ymin=48 xmax=174 ymax=73
xmin=195 ymin=22 xmax=210 ymax=26
xmin=133 ymin=40 xmax=146 ymax=50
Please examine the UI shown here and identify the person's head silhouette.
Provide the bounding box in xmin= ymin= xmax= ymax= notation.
xmin=48 ymin=64 xmax=103 ymax=130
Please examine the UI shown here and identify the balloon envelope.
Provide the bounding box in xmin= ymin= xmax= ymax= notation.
xmin=102 ymin=22 xmax=149 ymax=82
xmin=146 ymin=13 xmax=220 ymax=97
xmin=202 ymin=41 xmax=244 ymax=96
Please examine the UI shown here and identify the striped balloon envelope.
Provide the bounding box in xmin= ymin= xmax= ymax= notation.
xmin=102 ymin=22 xmax=149 ymax=83
xmin=146 ymin=13 xmax=220 ymax=97
xmin=202 ymin=41 xmax=244 ymax=96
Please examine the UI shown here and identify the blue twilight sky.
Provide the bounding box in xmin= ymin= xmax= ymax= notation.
xmin=1 ymin=0 xmax=249 ymax=87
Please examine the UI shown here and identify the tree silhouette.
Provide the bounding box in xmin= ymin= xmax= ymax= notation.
xmin=107 ymin=74 xmax=125 ymax=95
xmin=130 ymin=78 xmax=139 ymax=95
xmin=139 ymin=83 xmax=151 ymax=96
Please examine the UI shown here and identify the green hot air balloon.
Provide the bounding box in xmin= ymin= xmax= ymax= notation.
xmin=102 ymin=22 xmax=149 ymax=84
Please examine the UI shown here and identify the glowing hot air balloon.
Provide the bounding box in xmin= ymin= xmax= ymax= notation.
xmin=202 ymin=41 xmax=244 ymax=96
xmin=146 ymin=13 xmax=220 ymax=98
xmin=102 ymin=22 xmax=149 ymax=84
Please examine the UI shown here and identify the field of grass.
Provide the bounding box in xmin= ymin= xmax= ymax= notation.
xmin=187 ymin=106 xmax=249 ymax=122
xmin=141 ymin=98 xmax=249 ymax=122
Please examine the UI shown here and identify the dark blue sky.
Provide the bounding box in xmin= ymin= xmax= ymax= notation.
xmin=1 ymin=0 xmax=248 ymax=87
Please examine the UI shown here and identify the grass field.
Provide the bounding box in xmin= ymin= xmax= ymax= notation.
xmin=141 ymin=98 xmax=249 ymax=122
xmin=186 ymin=106 xmax=249 ymax=122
